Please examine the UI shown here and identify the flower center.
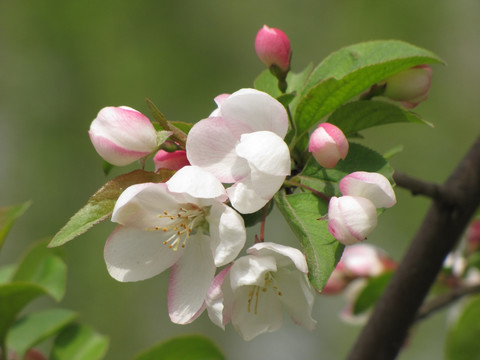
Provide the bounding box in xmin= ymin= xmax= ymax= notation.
xmin=247 ymin=272 xmax=282 ymax=315
xmin=148 ymin=205 xmax=205 ymax=251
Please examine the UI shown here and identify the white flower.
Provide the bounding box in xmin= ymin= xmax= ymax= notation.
xmin=186 ymin=89 xmax=291 ymax=214
xmin=206 ymin=242 xmax=316 ymax=341
xmin=104 ymin=165 xmax=246 ymax=324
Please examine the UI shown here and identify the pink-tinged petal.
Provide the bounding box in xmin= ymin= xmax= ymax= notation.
xmin=221 ymin=89 xmax=289 ymax=139
xmin=153 ymin=150 xmax=190 ymax=171
xmin=247 ymin=242 xmax=308 ymax=273
xmin=308 ymin=123 xmax=348 ymax=169
xmin=166 ymin=165 xmax=228 ymax=203
xmin=207 ymin=202 xmax=246 ymax=267
xmin=226 ymin=180 xmax=271 ymax=214
xmin=206 ymin=265 xmax=232 ymax=329
xmin=341 ymin=244 xmax=386 ymax=277
xmin=104 ymin=225 xmax=183 ymax=282
xmin=275 ymin=268 xmax=317 ymax=331
xmin=328 ymin=196 xmax=378 ymax=245
xmin=236 ymin=131 xmax=291 ymax=176
xmin=231 ymin=284 xmax=283 ymax=341
xmin=186 ymin=117 xmax=249 ymax=183
xmin=339 ymin=171 xmax=396 ymax=208
xmin=214 ymin=93 xmax=230 ymax=107
xmin=229 ymin=255 xmax=277 ymax=291
xmin=168 ymin=233 xmax=216 ymax=324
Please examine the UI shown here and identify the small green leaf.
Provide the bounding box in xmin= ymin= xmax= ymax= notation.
xmin=352 ymin=272 xmax=394 ymax=315
xmin=294 ymin=40 xmax=443 ymax=149
xmin=133 ymin=334 xmax=225 ymax=360
xmin=146 ymin=98 xmax=187 ymax=147
xmin=7 ymin=308 xmax=78 ymax=358
xmin=49 ymin=170 xmax=170 ymax=248
xmin=274 ymin=190 xmax=343 ymax=292
xmin=445 ymin=295 xmax=480 ymax=360
xmin=51 ymin=324 xmax=109 ymax=360
xmin=169 ymin=121 xmax=193 ymax=135
xmin=0 ymin=264 xmax=16 ymax=284
xmin=12 ymin=239 xmax=67 ymax=302
xmin=0 ymin=201 xmax=32 ymax=252
xmin=328 ymin=100 xmax=432 ymax=136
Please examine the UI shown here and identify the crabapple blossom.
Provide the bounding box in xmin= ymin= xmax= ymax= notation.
xmin=186 ymin=88 xmax=291 ymax=214
xmin=89 ymin=106 xmax=158 ymax=166
xmin=104 ymin=165 xmax=246 ymax=324
xmin=339 ymin=171 xmax=396 ymax=208
xmin=382 ymin=65 xmax=432 ymax=108
xmin=328 ymin=196 xmax=378 ymax=245
xmin=255 ymin=25 xmax=291 ymax=72
xmin=153 ymin=149 xmax=190 ymax=171
xmin=206 ymin=242 xmax=316 ymax=341
xmin=308 ymin=123 xmax=349 ymax=168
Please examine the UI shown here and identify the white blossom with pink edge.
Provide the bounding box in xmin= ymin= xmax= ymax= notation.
xmin=328 ymin=196 xmax=378 ymax=245
xmin=308 ymin=123 xmax=349 ymax=168
xmin=339 ymin=171 xmax=396 ymax=208
xmin=186 ymin=89 xmax=291 ymax=214
xmin=89 ymin=106 xmax=158 ymax=166
xmin=104 ymin=165 xmax=246 ymax=324
xmin=206 ymin=242 xmax=316 ymax=341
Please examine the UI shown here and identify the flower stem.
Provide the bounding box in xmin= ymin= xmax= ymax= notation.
xmin=283 ymin=180 xmax=330 ymax=202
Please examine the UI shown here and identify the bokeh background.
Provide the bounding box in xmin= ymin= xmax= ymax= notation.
xmin=1 ymin=1 xmax=479 ymax=359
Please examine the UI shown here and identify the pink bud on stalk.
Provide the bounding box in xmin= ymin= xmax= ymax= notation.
xmin=255 ymin=25 xmax=291 ymax=73
xmin=153 ymin=149 xmax=190 ymax=171
xmin=339 ymin=171 xmax=396 ymax=208
xmin=89 ymin=106 xmax=158 ymax=166
xmin=382 ymin=65 xmax=432 ymax=108
xmin=308 ymin=123 xmax=349 ymax=168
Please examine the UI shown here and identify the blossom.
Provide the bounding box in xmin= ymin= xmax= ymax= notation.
xmin=328 ymin=196 xmax=378 ymax=245
xmin=153 ymin=149 xmax=190 ymax=171
xmin=89 ymin=106 xmax=158 ymax=166
xmin=255 ymin=25 xmax=291 ymax=72
xmin=186 ymin=89 xmax=291 ymax=214
xmin=308 ymin=123 xmax=349 ymax=168
xmin=382 ymin=65 xmax=432 ymax=108
xmin=104 ymin=165 xmax=246 ymax=324
xmin=206 ymin=242 xmax=316 ymax=341
xmin=339 ymin=171 xmax=396 ymax=208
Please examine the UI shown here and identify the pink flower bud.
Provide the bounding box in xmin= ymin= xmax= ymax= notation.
xmin=153 ymin=149 xmax=190 ymax=171
xmin=339 ymin=171 xmax=396 ymax=208
xmin=308 ymin=123 xmax=349 ymax=168
xmin=255 ymin=25 xmax=291 ymax=72
xmin=467 ymin=218 xmax=480 ymax=254
xmin=328 ymin=196 xmax=378 ymax=245
xmin=383 ymin=65 xmax=432 ymax=108
xmin=89 ymin=106 xmax=158 ymax=166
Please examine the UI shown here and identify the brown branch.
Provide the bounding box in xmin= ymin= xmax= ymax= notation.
xmin=347 ymin=135 xmax=480 ymax=360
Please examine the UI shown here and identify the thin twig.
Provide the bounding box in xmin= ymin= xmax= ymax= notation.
xmin=283 ymin=179 xmax=330 ymax=202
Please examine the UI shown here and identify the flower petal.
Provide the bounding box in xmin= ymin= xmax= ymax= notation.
xmin=226 ymin=180 xmax=271 ymax=214
xmin=206 ymin=265 xmax=232 ymax=329
xmin=229 ymin=255 xmax=277 ymax=290
xmin=104 ymin=225 xmax=183 ymax=282
xmin=168 ymin=233 xmax=216 ymax=324
xmin=339 ymin=171 xmax=396 ymax=208
xmin=207 ymin=202 xmax=246 ymax=267
xmin=247 ymin=242 xmax=308 ymax=273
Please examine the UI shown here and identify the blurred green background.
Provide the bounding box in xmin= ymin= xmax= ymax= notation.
xmin=1 ymin=0 xmax=479 ymax=359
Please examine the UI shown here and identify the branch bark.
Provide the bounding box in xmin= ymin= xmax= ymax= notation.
xmin=347 ymin=135 xmax=480 ymax=360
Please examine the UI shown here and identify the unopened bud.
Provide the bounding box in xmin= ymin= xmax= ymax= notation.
xmin=255 ymin=25 xmax=291 ymax=73
xmin=308 ymin=123 xmax=349 ymax=168
xmin=153 ymin=149 xmax=190 ymax=171
xmin=339 ymin=171 xmax=396 ymax=208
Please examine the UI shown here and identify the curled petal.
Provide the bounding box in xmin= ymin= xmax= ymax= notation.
xmin=206 ymin=265 xmax=232 ymax=329
xmin=226 ymin=180 xmax=272 ymax=214
xmin=247 ymin=242 xmax=308 ymax=273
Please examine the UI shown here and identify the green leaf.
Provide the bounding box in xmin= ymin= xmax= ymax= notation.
xmin=0 ymin=264 xmax=16 ymax=284
xmin=51 ymin=324 xmax=109 ymax=360
xmin=274 ymin=190 xmax=343 ymax=292
xmin=0 ymin=201 xmax=32 ymax=252
xmin=328 ymin=100 xmax=433 ymax=136
xmin=294 ymin=40 xmax=443 ymax=149
xmin=169 ymin=121 xmax=193 ymax=135
xmin=352 ymin=271 xmax=394 ymax=315
xmin=12 ymin=239 xmax=67 ymax=302
xmin=7 ymin=308 xmax=77 ymax=358
xmin=49 ymin=169 xmax=171 ymax=248
xmin=133 ymin=334 xmax=225 ymax=360
xmin=445 ymin=295 xmax=480 ymax=360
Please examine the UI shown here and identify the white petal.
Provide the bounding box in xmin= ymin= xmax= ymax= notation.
xmin=229 ymin=255 xmax=277 ymax=291
xmin=231 ymin=284 xmax=283 ymax=341
xmin=186 ymin=117 xmax=249 ymax=183
xmin=248 ymin=167 xmax=286 ymax=205
xmin=104 ymin=225 xmax=183 ymax=282
xmin=168 ymin=233 xmax=216 ymax=324
xmin=167 ymin=165 xmax=228 ymax=203
xmin=226 ymin=180 xmax=271 ymax=214
xmin=339 ymin=172 xmax=396 ymax=208
xmin=207 ymin=202 xmax=246 ymax=267
xmin=206 ymin=265 xmax=232 ymax=329
xmin=221 ymin=89 xmax=289 ymax=138
xmin=247 ymin=242 xmax=308 ymax=273
xmin=275 ymin=268 xmax=317 ymax=331
xmin=236 ymin=131 xmax=291 ymax=176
